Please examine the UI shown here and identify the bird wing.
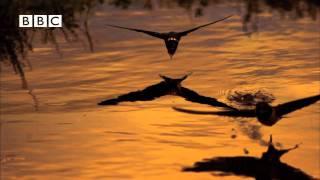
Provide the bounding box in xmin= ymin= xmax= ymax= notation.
xmin=275 ymin=94 xmax=320 ymax=117
xmin=172 ymin=106 xmax=256 ymax=118
xmin=178 ymin=15 xmax=233 ymax=37
xmin=177 ymin=87 xmax=237 ymax=110
xmin=106 ymin=24 xmax=165 ymax=39
xmin=98 ymin=81 xmax=170 ymax=105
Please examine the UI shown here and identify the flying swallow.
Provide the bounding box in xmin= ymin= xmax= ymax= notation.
xmin=106 ymin=15 xmax=232 ymax=58
xmin=98 ymin=74 xmax=235 ymax=110
xmin=173 ymin=94 xmax=320 ymax=126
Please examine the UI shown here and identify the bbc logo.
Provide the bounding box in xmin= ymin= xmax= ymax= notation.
xmin=19 ymin=15 xmax=62 ymax=28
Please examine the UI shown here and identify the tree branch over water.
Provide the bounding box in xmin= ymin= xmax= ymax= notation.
xmin=0 ymin=0 xmax=104 ymax=88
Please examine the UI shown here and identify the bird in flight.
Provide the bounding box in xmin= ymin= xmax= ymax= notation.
xmin=173 ymin=94 xmax=320 ymax=126
xmin=98 ymin=74 xmax=235 ymax=110
xmin=106 ymin=15 xmax=233 ymax=58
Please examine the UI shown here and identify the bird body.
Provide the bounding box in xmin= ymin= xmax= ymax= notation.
xmin=255 ymin=102 xmax=279 ymax=126
xmin=164 ymin=35 xmax=181 ymax=58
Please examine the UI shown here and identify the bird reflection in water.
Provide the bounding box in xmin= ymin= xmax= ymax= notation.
xmin=98 ymin=73 xmax=235 ymax=110
xmin=183 ymin=135 xmax=314 ymax=180
xmin=173 ymin=94 xmax=320 ymax=126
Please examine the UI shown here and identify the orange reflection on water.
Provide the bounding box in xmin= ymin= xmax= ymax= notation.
xmin=1 ymin=2 xmax=319 ymax=180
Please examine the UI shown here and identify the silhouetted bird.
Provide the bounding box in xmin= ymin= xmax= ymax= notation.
xmin=98 ymin=74 xmax=235 ymax=110
xmin=106 ymin=15 xmax=232 ymax=58
xmin=183 ymin=135 xmax=314 ymax=180
xmin=173 ymin=94 xmax=320 ymax=126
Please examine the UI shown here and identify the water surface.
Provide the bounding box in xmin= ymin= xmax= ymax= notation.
xmin=1 ymin=2 xmax=320 ymax=179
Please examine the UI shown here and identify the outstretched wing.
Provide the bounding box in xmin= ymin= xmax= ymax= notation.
xmin=98 ymin=82 xmax=170 ymax=105
xmin=172 ymin=107 xmax=256 ymax=118
xmin=106 ymin=24 xmax=165 ymax=39
xmin=177 ymin=87 xmax=237 ymax=110
xmin=178 ymin=15 xmax=233 ymax=37
xmin=275 ymin=94 xmax=320 ymax=117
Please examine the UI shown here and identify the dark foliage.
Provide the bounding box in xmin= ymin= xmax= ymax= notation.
xmin=0 ymin=0 xmax=103 ymax=88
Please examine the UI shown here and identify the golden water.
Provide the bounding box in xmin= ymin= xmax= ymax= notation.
xmin=1 ymin=3 xmax=319 ymax=180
